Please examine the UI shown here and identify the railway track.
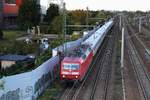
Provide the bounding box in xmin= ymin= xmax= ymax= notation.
xmin=127 ymin=19 xmax=150 ymax=72
xmin=125 ymin=18 xmax=150 ymax=82
xmin=58 ymin=26 xmax=115 ymax=100
xmin=125 ymin=26 xmax=150 ymax=100
xmin=72 ymin=36 xmax=114 ymax=100
xmin=89 ymin=38 xmax=113 ymax=100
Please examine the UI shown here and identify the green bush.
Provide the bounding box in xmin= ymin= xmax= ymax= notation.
xmin=0 ymin=40 xmax=38 ymax=55
xmin=35 ymin=48 xmax=52 ymax=66
xmin=18 ymin=0 xmax=41 ymax=30
xmin=40 ymin=24 xmax=49 ymax=34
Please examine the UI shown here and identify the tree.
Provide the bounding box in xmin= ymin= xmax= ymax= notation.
xmin=68 ymin=10 xmax=87 ymax=25
xmin=18 ymin=0 xmax=41 ymax=29
xmin=44 ymin=3 xmax=59 ymax=24
xmin=0 ymin=29 xmax=3 ymax=39
xmin=49 ymin=16 xmax=62 ymax=34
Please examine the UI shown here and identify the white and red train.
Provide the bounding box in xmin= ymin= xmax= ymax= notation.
xmin=60 ymin=19 xmax=114 ymax=82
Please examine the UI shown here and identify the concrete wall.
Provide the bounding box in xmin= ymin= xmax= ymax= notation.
xmin=0 ymin=56 xmax=59 ymax=100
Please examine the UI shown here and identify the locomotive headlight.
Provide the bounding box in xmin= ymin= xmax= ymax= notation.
xmin=75 ymin=76 xmax=78 ymax=78
xmin=62 ymin=75 xmax=65 ymax=78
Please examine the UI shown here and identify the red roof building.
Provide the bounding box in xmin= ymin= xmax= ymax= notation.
xmin=3 ymin=4 xmax=19 ymax=16
xmin=0 ymin=0 xmax=21 ymax=29
xmin=3 ymin=0 xmax=21 ymax=16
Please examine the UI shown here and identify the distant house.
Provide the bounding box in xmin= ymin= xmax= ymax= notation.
xmin=0 ymin=54 xmax=34 ymax=69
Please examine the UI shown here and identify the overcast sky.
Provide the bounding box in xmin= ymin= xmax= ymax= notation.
xmin=64 ymin=0 xmax=150 ymax=11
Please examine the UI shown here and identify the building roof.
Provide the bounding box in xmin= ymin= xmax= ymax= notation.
xmin=0 ymin=54 xmax=30 ymax=61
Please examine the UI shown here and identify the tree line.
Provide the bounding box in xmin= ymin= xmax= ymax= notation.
xmin=17 ymin=0 xmax=113 ymax=35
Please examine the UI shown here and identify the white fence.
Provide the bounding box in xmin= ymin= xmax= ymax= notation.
xmin=0 ymin=56 xmax=59 ymax=100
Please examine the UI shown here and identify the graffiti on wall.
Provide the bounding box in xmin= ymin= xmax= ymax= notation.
xmin=0 ymin=57 xmax=59 ymax=100
xmin=0 ymin=88 xmax=20 ymax=100
xmin=0 ymin=79 xmax=5 ymax=90
xmin=34 ymin=70 xmax=52 ymax=94
xmin=21 ymin=86 xmax=33 ymax=99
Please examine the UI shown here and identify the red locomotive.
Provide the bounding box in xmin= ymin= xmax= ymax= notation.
xmin=60 ymin=44 xmax=93 ymax=82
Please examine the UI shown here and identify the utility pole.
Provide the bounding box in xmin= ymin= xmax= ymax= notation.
xmin=139 ymin=17 xmax=142 ymax=33
xmin=86 ymin=7 xmax=89 ymax=30
xmin=121 ymin=27 xmax=124 ymax=68
xmin=121 ymin=27 xmax=126 ymax=100
xmin=119 ymin=15 xmax=122 ymax=30
xmin=37 ymin=26 xmax=40 ymax=36
xmin=62 ymin=2 xmax=67 ymax=55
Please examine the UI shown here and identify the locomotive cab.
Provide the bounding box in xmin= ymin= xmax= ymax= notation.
xmin=60 ymin=44 xmax=93 ymax=82
xmin=60 ymin=57 xmax=82 ymax=80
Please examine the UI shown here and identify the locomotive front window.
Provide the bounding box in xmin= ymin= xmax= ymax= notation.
xmin=71 ymin=64 xmax=79 ymax=70
xmin=63 ymin=63 xmax=79 ymax=70
xmin=63 ymin=64 xmax=70 ymax=70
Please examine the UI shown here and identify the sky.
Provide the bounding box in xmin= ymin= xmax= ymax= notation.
xmin=64 ymin=0 xmax=150 ymax=11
